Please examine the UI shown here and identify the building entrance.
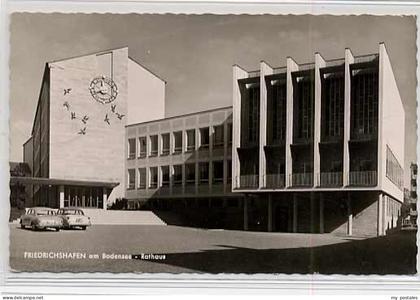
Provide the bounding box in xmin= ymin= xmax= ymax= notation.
xmin=64 ymin=186 xmax=104 ymax=208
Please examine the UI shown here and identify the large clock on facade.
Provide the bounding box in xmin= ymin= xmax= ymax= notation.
xmin=89 ymin=76 xmax=118 ymax=104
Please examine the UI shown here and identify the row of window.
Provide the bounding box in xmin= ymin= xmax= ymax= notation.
xmin=240 ymin=65 xmax=379 ymax=147
xmin=386 ymin=146 xmax=404 ymax=190
xmin=128 ymin=124 xmax=233 ymax=159
xmin=127 ymin=160 xmax=232 ymax=190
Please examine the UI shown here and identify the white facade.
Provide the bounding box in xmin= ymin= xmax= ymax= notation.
xmin=232 ymin=43 xmax=405 ymax=201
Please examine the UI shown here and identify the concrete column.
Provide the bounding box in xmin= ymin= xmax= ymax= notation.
xmin=314 ymin=53 xmax=326 ymax=187
xmin=232 ymin=65 xmax=249 ymax=189
xmin=243 ymin=196 xmax=249 ymax=231
xmin=310 ymin=192 xmax=315 ymax=233
xmin=267 ymin=194 xmax=273 ymax=232
xmin=293 ymin=193 xmax=298 ymax=233
xmin=343 ymin=49 xmax=354 ymax=186
xmin=319 ymin=194 xmax=324 ymax=234
xmin=377 ymin=43 xmax=386 ymax=188
xmin=286 ymin=57 xmax=299 ymax=187
xmin=59 ymin=185 xmax=65 ymax=208
xmin=259 ymin=62 xmax=273 ymax=188
xmin=347 ymin=193 xmax=352 ymax=236
xmin=103 ymin=187 xmax=108 ymax=210
xmin=384 ymin=195 xmax=389 ymax=231
xmin=378 ymin=193 xmax=384 ymax=236
xmin=181 ymin=164 xmax=186 ymax=194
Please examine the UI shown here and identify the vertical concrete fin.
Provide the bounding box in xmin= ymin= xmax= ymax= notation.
xmin=378 ymin=43 xmax=385 ymax=190
xmin=314 ymin=53 xmax=326 ymax=187
xmin=260 ymin=61 xmax=273 ymax=188
xmin=232 ymin=65 xmax=249 ymax=190
xmin=286 ymin=57 xmax=299 ymax=187
xmin=343 ymin=48 xmax=354 ymax=186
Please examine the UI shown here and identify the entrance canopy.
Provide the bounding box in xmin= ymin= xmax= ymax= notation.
xmin=10 ymin=176 xmax=119 ymax=188
xmin=10 ymin=176 xmax=120 ymax=209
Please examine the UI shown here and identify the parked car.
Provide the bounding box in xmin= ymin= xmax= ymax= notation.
xmin=20 ymin=207 xmax=63 ymax=231
xmin=57 ymin=208 xmax=91 ymax=230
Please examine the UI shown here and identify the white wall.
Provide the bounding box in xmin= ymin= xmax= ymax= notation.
xmin=232 ymin=65 xmax=249 ymax=190
xmin=379 ymin=43 xmax=405 ymax=202
xmin=48 ymin=48 xmax=128 ymax=203
xmin=127 ymin=58 xmax=165 ymax=125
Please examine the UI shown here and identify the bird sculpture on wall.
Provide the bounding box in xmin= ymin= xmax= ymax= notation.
xmin=61 ymin=75 xmax=121 ymax=135
xmin=63 ymin=101 xmax=70 ymax=110
xmin=81 ymin=115 xmax=89 ymax=124
xmin=104 ymin=114 xmax=110 ymax=125
xmin=78 ymin=127 xmax=87 ymax=135
xmin=116 ymin=112 xmax=125 ymax=120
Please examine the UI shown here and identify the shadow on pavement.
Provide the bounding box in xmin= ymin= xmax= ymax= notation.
xmin=142 ymin=231 xmax=417 ymax=274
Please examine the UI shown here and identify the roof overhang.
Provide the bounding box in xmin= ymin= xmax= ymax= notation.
xmin=10 ymin=176 xmax=119 ymax=188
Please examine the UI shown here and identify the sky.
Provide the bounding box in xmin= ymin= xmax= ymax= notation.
xmin=9 ymin=13 xmax=417 ymax=185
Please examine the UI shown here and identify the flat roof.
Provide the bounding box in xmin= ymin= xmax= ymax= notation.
xmin=126 ymin=105 xmax=233 ymax=128
xmin=10 ymin=176 xmax=119 ymax=188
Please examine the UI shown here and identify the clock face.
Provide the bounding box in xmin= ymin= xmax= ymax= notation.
xmin=89 ymin=76 xmax=118 ymax=104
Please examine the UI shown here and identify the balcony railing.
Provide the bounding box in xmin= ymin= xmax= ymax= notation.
xmin=350 ymin=132 xmax=377 ymax=141
xmin=265 ymin=174 xmax=285 ymax=189
xmin=348 ymin=171 xmax=377 ymax=186
xmin=173 ymin=147 xmax=182 ymax=154
xmin=319 ymin=172 xmax=343 ymax=187
xmin=289 ymin=173 xmax=313 ymax=187
xmin=237 ymin=175 xmax=259 ymax=189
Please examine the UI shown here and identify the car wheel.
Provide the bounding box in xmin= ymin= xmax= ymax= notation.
xmin=55 ymin=228 xmax=60 ymax=232
xmin=31 ymin=223 xmax=37 ymax=231
xmin=20 ymin=222 xmax=25 ymax=229
xmin=81 ymin=226 xmax=86 ymax=230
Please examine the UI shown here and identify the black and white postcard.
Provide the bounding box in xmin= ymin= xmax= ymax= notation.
xmin=2 ymin=7 xmax=418 ymax=290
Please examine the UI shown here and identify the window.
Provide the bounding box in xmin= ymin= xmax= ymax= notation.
xmin=173 ymin=165 xmax=183 ymax=185
xmin=139 ymin=137 xmax=147 ymax=158
xmin=213 ymin=161 xmax=224 ymax=184
xmin=213 ymin=125 xmax=224 ymax=148
xmin=138 ymin=168 xmax=146 ymax=189
xmin=174 ymin=131 xmax=183 ymax=154
xmin=245 ymin=85 xmax=260 ymax=144
xmin=227 ymin=123 xmax=232 ymax=145
xmin=360 ymin=160 xmax=373 ymax=171
xmin=330 ymin=161 xmax=342 ymax=172
xmin=161 ymin=133 xmax=170 ymax=156
xmin=150 ymin=135 xmax=158 ymax=157
xmin=386 ymin=146 xmax=403 ymax=190
xmin=227 ymin=160 xmax=232 ymax=182
xmin=149 ymin=167 xmax=158 ymax=189
xmin=127 ymin=169 xmax=135 ymax=189
xmin=200 ymin=127 xmax=210 ymax=148
xmin=268 ymin=82 xmax=287 ymax=144
xmin=323 ymin=73 xmax=344 ymax=138
xmin=128 ymin=139 xmax=136 ymax=159
xmin=294 ymin=75 xmax=314 ymax=140
xmin=199 ymin=162 xmax=209 ymax=184
xmin=186 ymin=129 xmax=195 ymax=152
xmin=185 ymin=163 xmax=196 ymax=185
xmin=351 ymin=67 xmax=379 ymax=138
xmin=161 ymin=166 xmax=170 ymax=187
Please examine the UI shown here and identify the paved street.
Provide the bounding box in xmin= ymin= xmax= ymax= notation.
xmin=9 ymin=224 xmax=416 ymax=274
